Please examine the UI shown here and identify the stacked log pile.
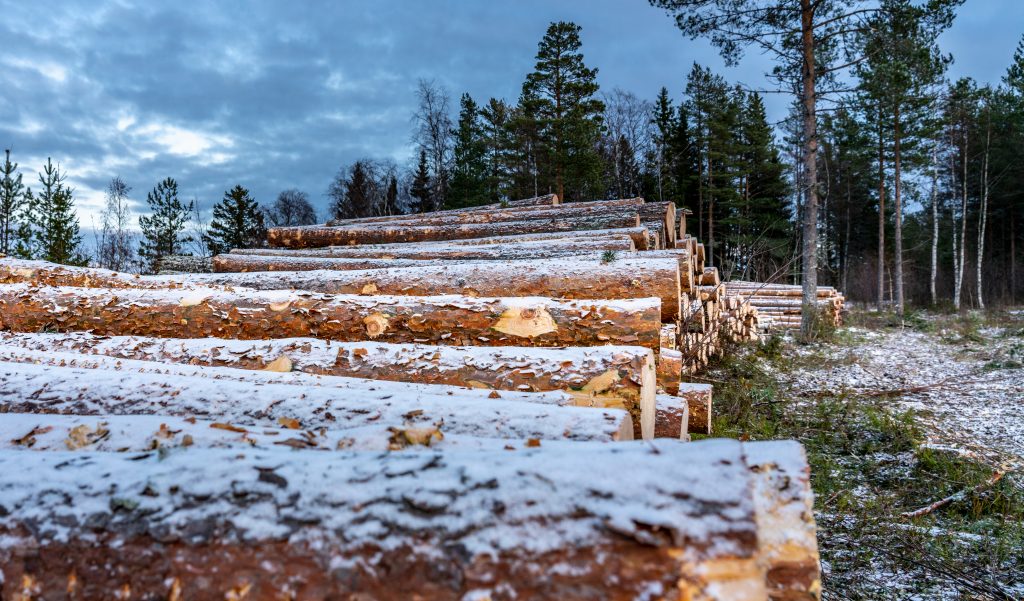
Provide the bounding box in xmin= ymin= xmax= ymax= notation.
xmin=0 ymin=195 xmax=819 ymax=599
xmin=726 ymin=281 xmax=846 ymax=330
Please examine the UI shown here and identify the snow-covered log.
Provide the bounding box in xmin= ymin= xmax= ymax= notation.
xmin=325 ymin=193 xmax=560 ymax=226
xmin=0 ymin=360 xmax=634 ymax=442
xmin=437 ymin=226 xmax=652 ymax=250
xmin=266 ymin=210 xmax=642 ymax=248
xmin=225 ymin=235 xmax=635 ymax=261
xmin=0 ymin=439 xmax=818 ymax=600
xmin=0 ymin=284 xmax=663 ymax=349
xmin=0 ymin=339 xmax=657 ymax=440
xmin=654 ymin=394 xmax=690 ymax=440
xmin=639 ymin=201 xmax=677 ymax=248
xmin=0 ymin=413 xmax=551 ymax=453
xmin=677 ymin=382 xmax=713 ymax=435
xmin=747 ymin=441 xmax=821 ymax=600
xmin=201 ymin=256 xmax=682 ymax=321
xmin=325 ymin=197 xmax=643 ymax=228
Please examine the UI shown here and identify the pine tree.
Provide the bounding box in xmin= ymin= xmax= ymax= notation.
xmin=480 ymin=98 xmax=514 ymax=201
xmin=31 ymin=158 xmax=86 ymax=265
xmin=205 ymin=185 xmax=266 ymax=254
xmin=521 ymin=21 xmax=605 ymax=201
xmin=856 ymin=0 xmax=957 ymax=315
xmin=0 ymin=149 xmax=25 ymax=256
xmin=139 ymin=177 xmax=193 ymax=272
xmin=448 ymin=93 xmax=490 ymax=209
xmin=409 ymin=150 xmax=433 ymax=214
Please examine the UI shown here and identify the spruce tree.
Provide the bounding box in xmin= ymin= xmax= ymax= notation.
xmin=448 ymin=93 xmax=489 ymax=208
xmin=32 ymin=158 xmax=86 ymax=265
xmin=139 ymin=177 xmax=193 ymax=272
xmin=734 ymin=92 xmax=791 ymax=278
xmin=651 ymin=88 xmax=676 ymax=202
xmin=205 ymin=185 xmax=265 ymax=254
xmin=0 ymin=149 xmax=25 ymax=256
xmin=480 ymin=98 xmax=514 ymax=201
xmin=340 ymin=161 xmax=375 ymax=219
xmin=409 ymin=150 xmax=433 ymax=214
xmin=521 ymin=21 xmax=605 ymax=201
xmin=384 ymin=175 xmax=399 ymax=216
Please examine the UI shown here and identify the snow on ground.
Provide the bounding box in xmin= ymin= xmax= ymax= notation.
xmin=782 ymin=321 xmax=1024 ymax=467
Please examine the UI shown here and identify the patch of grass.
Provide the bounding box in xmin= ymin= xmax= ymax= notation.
xmin=704 ymin=331 xmax=1024 ymax=599
xmin=600 ymin=250 xmax=617 ymax=264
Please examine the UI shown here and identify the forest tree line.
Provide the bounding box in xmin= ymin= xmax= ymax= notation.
xmin=2 ymin=8 xmax=1023 ymax=311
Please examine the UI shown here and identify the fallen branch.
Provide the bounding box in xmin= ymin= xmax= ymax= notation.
xmin=900 ymin=470 xmax=1007 ymax=519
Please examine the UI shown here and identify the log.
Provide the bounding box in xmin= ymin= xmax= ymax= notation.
xmin=639 ymin=201 xmax=677 ymax=247
xmin=0 ymin=439 xmax=816 ymax=599
xmin=225 ymin=235 xmax=636 ymax=261
xmin=644 ymin=248 xmax=696 ymax=294
xmin=0 ymin=258 xmax=155 ymax=289
xmin=211 ymin=255 xmax=429 ymax=272
xmin=0 ymin=412 xmax=558 ymax=453
xmin=677 ymin=382 xmax=713 ymax=435
xmin=656 ymin=348 xmax=683 ymax=395
xmin=439 ymin=226 xmax=652 ymax=250
xmin=0 ymin=284 xmax=664 ymax=350
xmin=200 ymin=257 xmax=683 ymax=321
xmin=747 ymin=441 xmax=821 ymax=600
xmin=701 ymin=266 xmax=721 ymax=287
xmin=0 ymin=360 xmax=634 ymax=442
xmin=326 ymin=197 xmax=643 ymax=228
xmin=0 ymin=336 xmax=658 ymax=440
xmin=325 ymin=193 xmax=560 ymax=226
xmin=266 ymin=210 xmax=642 ymax=248
xmin=654 ymin=394 xmax=690 ymax=441
xmin=1 ymin=257 xmax=683 ymax=322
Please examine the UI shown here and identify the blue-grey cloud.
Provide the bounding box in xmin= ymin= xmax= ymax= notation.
xmin=1 ymin=0 xmax=1020 ymax=223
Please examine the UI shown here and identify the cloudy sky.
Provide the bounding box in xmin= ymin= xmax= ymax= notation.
xmin=2 ymin=0 xmax=1022 ymax=226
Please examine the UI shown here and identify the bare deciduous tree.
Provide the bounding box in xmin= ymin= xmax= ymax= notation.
xmin=412 ymin=79 xmax=453 ymax=211
xmin=264 ymin=189 xmax=318 ymax=227
xmin=95 ymin=176 xmax=137 ymax=272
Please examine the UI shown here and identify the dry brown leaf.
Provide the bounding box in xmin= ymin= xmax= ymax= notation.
xmin=65 ymin=423 xmax=110 ymax=450
xmin=11 ymin=425 xmax=53 ymax=447
xmin=388 ymin=425 xmax=444 ymax=450
xmin=210 ymin=422 xmax=247 ymax=433
xmin=526 ymin=438 xmax=541 ymax=448
xmin=277 ymin=417 xmax=302 ymax=430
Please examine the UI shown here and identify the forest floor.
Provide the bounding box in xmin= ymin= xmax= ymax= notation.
xmin=700 ymin=309 xmax=1024 ymax=600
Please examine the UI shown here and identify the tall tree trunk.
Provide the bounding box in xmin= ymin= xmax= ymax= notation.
xmin=843 ymin=175 xmax=851 ymax=294
xmin=707 ymin=159 xmax=715 ymax=267
xmin=977 ymin=105 xmax=991 ymax=309
xmin=893 ymin=107 xmax=904 ymax=316
xmin=799 ymin=0 xmax=820 ymax=339
xmin=1012 ymin=211 xmax=1017 ymax=304
xmin=954 ymin=129 xmax=968 ymax=312
xmin=877 ymin=114 xmax=886 ymax=312
xmin=930 ymin=144 xmax=939 ymax=306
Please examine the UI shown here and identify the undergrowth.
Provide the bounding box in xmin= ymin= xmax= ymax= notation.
xmin=702 ymin=330 xmax=1024 ymax=600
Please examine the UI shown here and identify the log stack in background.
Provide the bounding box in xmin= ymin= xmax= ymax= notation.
xmin=726 ymin=280 xmax=846 ymax=331
xmin=0 ymin=194 xmax=820 ymax=600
